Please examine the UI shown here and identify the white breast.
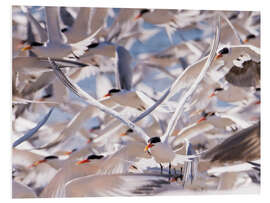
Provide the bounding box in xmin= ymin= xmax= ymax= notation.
xmin=149 ymin=142 xmax=175 ymax=164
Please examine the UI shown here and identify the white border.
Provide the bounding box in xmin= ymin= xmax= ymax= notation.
xmin=2 ymin=0 xmax=269 ymax=202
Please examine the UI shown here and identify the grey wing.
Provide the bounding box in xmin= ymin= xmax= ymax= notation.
xmin=202 ymin=122 xmax=260 ymax=163
xmin=12 ymin=108 xmax=54 ymax=147
xmin=65 ymin=173 xmax=173 ymax=197
xmin=60 ymin=7 xmax=75 ymax=27
xmin=115 ymin=46 xmax=132 ymax=90
xmin=225 ymin=60 xmax=260 ymax=87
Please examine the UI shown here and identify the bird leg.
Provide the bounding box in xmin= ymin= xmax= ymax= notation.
xmin=174 ymin=168 xmax=177 ymax=176
xmin=160 ymin=163 xmax=163 ymax=175
xmin=168 ymin=163 xmax=172 ymax=181
xmin=179 ymin=167 xmax=183 ymax=181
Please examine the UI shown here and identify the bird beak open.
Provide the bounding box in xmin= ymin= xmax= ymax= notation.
xmin=104 ymin=93 xmax=110 ymax=97
xmin=209 ymin=92 xmax=215 ymax=98
xmin=215 ymin=53 xmax=222 ymax=60
xmin=29 ymin=160 xmax=46 ymax=168
xmin=21 ymin=45 xmax=32 ymax=51
xmin=197 ymin=117 xmax=206 ymax=124
xmin=76 ymin=159 xmax=90 ymax=165
xmin=144 ymin=143 xmax=154 ymax=152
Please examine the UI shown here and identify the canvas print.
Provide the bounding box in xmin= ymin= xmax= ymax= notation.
xmin=12 ymin=6 xmax=260 ymax=198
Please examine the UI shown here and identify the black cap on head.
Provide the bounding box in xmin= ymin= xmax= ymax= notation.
xmin=44 ymin=155 xmax=58 ymax=160
xmin=202 ymin=111 xmax=215 ymax=118
xmin=87 ymin=154 xmax=104 ymax=160
xmin=108 ymin=89 xmax=121 ymax=94
xmin=140 ymin=9 xmax=150 ymax=16
xmin=126 ymin=129 xmax=134 ymax=134
xmin=214 ymin=87 xmax=224 ymax=92
xmin=148 ymin=137 xmax=161 ymax=144
xmin=30 ymin=42 xmax=44 ymax=47
xmin=61 ymin=27 xmax=68 ymax=33
xmin=87 ymin=42 xmax=99 ymax=49
xmin=246 ymin=34 xmax=256 ymax=40
xmin=218 ymin=47 xmax=230 ymax=55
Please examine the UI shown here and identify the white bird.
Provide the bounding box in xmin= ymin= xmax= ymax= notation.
xmin=21 ymin=7 xmax=101 ymax=58
xmin=12 ymin=180 xmax=37 ymax=198
xmin=61 ymin=7 xmax=92 ymax=43
xmin=64 ymin=173 xmax=173 ymax=197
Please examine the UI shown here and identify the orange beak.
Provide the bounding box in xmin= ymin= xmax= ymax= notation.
xmin=120 ymin=132 xmax=127 ymax=136
xmin=215 ymin=53 xmax=222 ymax=60
xmin=243 ymin=39 xmax=249 ymax=43
xmin=29 ymin=159 xmax=46 ymax=168
xmin=255 ymin=100 xmax=261 ymax=105
xmin=76 ymin=159 xmax=90 ymax=165
xmin=197 ymin=117 xmax=206 ymax=124
xmin=209 ymin=92 xmax=216 ymax=98
xmin=134 ymin=13 xmax=143 ymax=20
xmin=144 ymin=143 xmax=154 ymax=152
xmin=87 ymin=138 xmax=93 ymax=143
xmin=104 ymin=93 xmax=111 ymax=97
xmin=64 ymin=151 xmax=73 ymax=155
xmin=38 ymin=97 xmax=45 ymax=102
xmin=21 ymin=45 xmax=32 ymax=51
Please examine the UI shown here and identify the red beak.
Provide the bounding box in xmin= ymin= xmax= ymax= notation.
xmin=215 ymin=53 xmax=222 ymax=60
xmin=76 ymin=159 xmax=90 ymax=165
xmin=134 ymin=13 xmax=143 ymax=20
xmin=87 ymin=138 xmax=93 ymax=143
xmin=104 ymin=93 xmax=111 ymax=97
xmin=197 ymin=117 xmax=206 ymax=124
xmin=21 ymin=45 xmax=32 ymax=51
xmin=209 ymin=92 xmax=216 ymax=98
xmin=144 ymin=143 xmax=154 ymax=152
xmin=29 ymin=159 xmax=46 ymax=168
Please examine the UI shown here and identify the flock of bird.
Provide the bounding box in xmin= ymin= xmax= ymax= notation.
xmin=12 ymin=6 xmax=260 ymax=198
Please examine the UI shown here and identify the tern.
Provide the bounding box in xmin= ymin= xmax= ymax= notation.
xmin=21 ymin=7 xmax=101 ymax=58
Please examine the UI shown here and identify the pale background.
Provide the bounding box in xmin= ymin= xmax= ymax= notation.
xmin=2 ymin=0 xmax=269 ymax=202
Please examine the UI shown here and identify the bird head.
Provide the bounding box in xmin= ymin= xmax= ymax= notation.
xmin=197 ymin=111 xmax=215 ymax=124
xmin=215 ymin=47 xmax=231 ymax=60
xmin=244 ymin=34 xmax=256 ymax=43
xmin=209 ymin=87 xmax=224 ymax=98
xmin=29 ymin=155 xmax=58 ymax=168
xmin=76 ymin=154 xmax=104 ymax=165
xmin=134 ymin=9 xmax=151 ymax=20
xmin=120 ymin=128 xmax=134 ymax=136
xmin=104 ymin=89 xmax=121 ymax=97
xmin=144 ymin=136 xmax=161 ymax=153
xmin=21 ymin=41 xmax=44 ymax=51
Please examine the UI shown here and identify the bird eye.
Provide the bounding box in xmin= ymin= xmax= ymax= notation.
xmin=61 ymin=27 xmax=68 ymax=33
xmin=30 ymin=42 xmax=44 ymax=47
xmin=44 ymin=155 xmax=58 ymax=160
xmin=140 ymin=9 xmax=150 ymax=15
xmin=246 ymin=34 xmax=256 ymax=40
xmin=108 ymin=89 xmax=121 ymax=94
xmin=87 ymin=154 xmax=104 ymax=160
xmin=126 ymin=129 xmax=134 ymax=133
xmin=218 ymin=47 xmax=230 ymax=55
xmin=148 ymin=137 xmax=161 ymax=144
xmin=214 ymin=87 xmax=224 ymax=92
